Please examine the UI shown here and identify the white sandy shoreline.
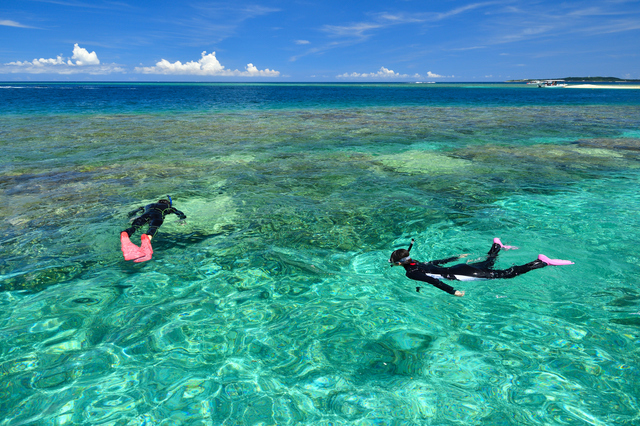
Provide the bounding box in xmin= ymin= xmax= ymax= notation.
xmin=566 ymin=84 xmax=640 ymax=89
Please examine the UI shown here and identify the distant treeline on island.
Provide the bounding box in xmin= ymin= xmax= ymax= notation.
xmin=508 ymin=77 xmax=640 ymax=83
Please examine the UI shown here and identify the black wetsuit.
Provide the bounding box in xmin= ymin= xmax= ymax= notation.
xmin=404 ymin=242 xmax=546 ymax=294
xmin=124 ymin=202 xmax=186 ymax=238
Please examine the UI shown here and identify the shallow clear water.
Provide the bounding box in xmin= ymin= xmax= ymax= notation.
xmin=1 ymin=83 xmax=640 ymax=425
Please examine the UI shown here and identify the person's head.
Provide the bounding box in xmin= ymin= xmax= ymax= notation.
xmin=389 ymin=249 xmax=411 ymax=265
xmin=158 ymin=195 xmax=173 ymax=206
xmin=389 ymin=239 xmax=415 ymax=266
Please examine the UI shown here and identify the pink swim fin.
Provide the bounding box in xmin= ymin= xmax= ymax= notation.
xmin=494 ymin=237 xmax=518 ymax=250
xmin=121 ymin=232 xmax=145 ymax=261
xmin=538 ymin=254 xmax=574 ymax=266
xmin=134 ymin=234 xmax=153 ymax=263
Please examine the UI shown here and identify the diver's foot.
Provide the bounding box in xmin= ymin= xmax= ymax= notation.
xmin=134 ymin=234 xmax=154 ymax=263
xmin=494 ymin=237 xmax=518 ymax=250
xmin=121 ymin=232 xmax=145 ymax=261
xmin=538 ymin=254 xmax=574 ymax=266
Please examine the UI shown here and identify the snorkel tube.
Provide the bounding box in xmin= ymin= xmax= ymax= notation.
xmin=407 ymin=238 xmax=414 ymax=253
xmin=167 ymin=195 xmax=172 ymax=207
xmin=397 ymin=238 xmax=415 ymax=264
xmin=389 ymin=238 xmax=415 ymax=266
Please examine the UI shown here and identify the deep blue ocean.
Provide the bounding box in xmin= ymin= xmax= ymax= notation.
xmin=1 ymin=82 xmax=640 ymax=425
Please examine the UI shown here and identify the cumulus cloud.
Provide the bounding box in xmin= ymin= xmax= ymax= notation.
xmin=337 ymin=67 xmax=449 ymax=79
xmin=71 ymin=43 xmax=100 ymax=65
xmin=425 ymin=71 xmax=445 ymax=78
xmin=135 ymin=51 xmax=280 ymax=77
xmin=1 ymin=43 xmax=123 ymax=74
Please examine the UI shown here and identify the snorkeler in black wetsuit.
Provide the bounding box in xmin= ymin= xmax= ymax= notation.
xmin=120 ymin=196 xmax=187 ymax=262
xmin=389 ymin=238 xmax=573 ymax=297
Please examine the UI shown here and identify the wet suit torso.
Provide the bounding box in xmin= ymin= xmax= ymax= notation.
xmin=403 ymin=242 xmax=546 ymax=294
xmin=125 ymin=202 xmax=186 ymax=237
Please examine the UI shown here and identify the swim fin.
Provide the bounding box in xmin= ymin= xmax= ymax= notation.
xmin=494 ymin=238 xmax=518 ymax=250
xmin=134 ymin=234 xmax=154 ymax=263
xmin=538 ymin=254 xmax=574 ymax=266
xmin=121 ymin=232 xmax=145 ymax=261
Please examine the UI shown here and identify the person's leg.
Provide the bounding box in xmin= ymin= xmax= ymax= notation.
xmin=135 ymin=218 xmax=161 ymax=263
xmin=145 ymin=217 xmax=163 ymax=239
xmin=123 ymin=215 xmax=149 ymax=237
xmin=447 ymin=249 xmax=573 ymax=280
xmin=121 ymin=215 xmax=150 ymax=261
xmin=470 ymin=242 xmax=502 ymax=270
xmin=469 ymin=238 xmax=514 ymax=270
xmin=445 ymin=257 xmax=546 ymax=279
xmin=485 ymin=259 xmax=547 ymax=279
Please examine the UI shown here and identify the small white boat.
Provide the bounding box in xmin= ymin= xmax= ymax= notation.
xmin=537 ymin=79 xmax=567 ymax=88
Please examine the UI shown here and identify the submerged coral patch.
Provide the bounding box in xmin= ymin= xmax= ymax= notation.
xmin=374 ymin=150 xmax=473 ymax=175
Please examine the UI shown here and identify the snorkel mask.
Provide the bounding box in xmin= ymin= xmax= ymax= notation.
xmin=389 ymin=239 xmax=415 ymax=266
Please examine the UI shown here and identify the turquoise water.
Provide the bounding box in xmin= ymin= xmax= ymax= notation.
xmin=1 ymin=83 xmax=640 ymax=425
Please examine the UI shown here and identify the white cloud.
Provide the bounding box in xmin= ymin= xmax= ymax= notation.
xmin=425 ymin=71 xmax=445 ymax=78
xmin=71 ymin=43 xmax=100 ymax=65
xmin=0 ymin=19 xmax=33 ymax=28
xmin=337 ymin=67 xmax=448 ymax=79
xmin=323 ymin=22 xmax=385 ymax=39
xmin=337 ymin=66 xmax=415 ymax=79
xmin=1 ymin=43 xmax=123 ymax=75
xmin=135 ymin=51 xmax=280 ymax=77
xmin=294 ymin=40 xmax=310 ymax=45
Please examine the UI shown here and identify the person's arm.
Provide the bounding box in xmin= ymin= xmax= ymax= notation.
xmin=127 ymin=206 xmax=144 ymax=218
xmin=405 ymin=269 xmax=465 ymax=297
xmin=430 ymin=256 xmax=463 ymax=266
xmin=171 ymin=208 xmax=187 ymax=220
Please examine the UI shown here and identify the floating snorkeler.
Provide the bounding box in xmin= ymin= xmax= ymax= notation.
xmin=120 ymin=196 xmax=187 ymax=263
xmin=389 ymin=238 xmax=573 ymax=297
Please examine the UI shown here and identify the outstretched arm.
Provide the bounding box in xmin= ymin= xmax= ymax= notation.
xmin=405 ymin=270 xmax=465 ymax=297
xmin=127 ymin=206 xmax=144 ymax=218
xmin=430 ymin=254 xmax=467 ymax=266
xmin=171 ymin=208 xmax=187 ymax=220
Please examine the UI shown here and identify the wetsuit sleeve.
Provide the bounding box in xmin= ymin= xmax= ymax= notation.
xmin=430 ymin=256 xmax=461 ymax=266
xmin=405 ymin=269 xmax=457 ymax=295
xmin=171 ymin=208 xmax=187 ymax=220
xmin=127 ymin=207 xmax=144 ymax=218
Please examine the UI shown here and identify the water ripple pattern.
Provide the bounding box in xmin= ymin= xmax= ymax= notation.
xmin=1 ymin=83 xmax=640 ymax=425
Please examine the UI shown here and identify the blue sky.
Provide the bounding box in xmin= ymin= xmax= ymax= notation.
xmin=1 ymin=0 xmax=639 ymax=81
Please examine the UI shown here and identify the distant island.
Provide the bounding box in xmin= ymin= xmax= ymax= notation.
xmin=508 ymin=77 xmax=640 ymax=83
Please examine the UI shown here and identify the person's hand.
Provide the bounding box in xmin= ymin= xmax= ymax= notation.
xmin=459 ymin=253 xmax=469 ymax=258
xmin=454 ymin=290 xmax=465 ymax=297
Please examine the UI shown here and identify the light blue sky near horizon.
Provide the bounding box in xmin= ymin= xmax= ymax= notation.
xmin=1 ymin=0 xmax=639 ymax=82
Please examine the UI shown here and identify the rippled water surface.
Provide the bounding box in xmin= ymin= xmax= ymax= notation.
xmin=1 ymin=83 xmax=640 ymax=425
